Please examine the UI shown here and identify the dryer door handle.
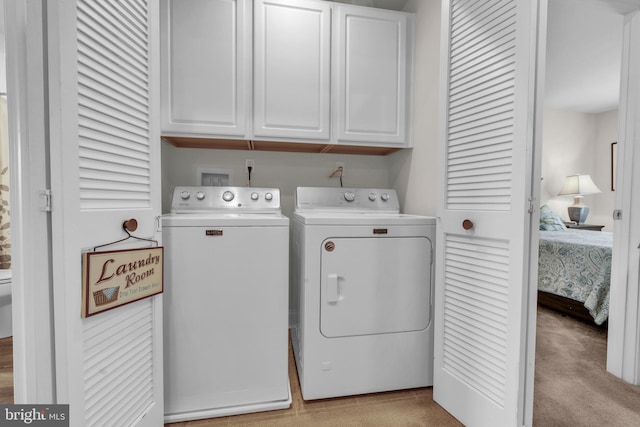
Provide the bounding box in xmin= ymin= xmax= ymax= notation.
xmin=327 ymin=273 xmax=340 ymax=303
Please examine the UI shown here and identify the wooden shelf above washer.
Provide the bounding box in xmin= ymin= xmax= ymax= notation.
xmin=162 ymin=136 xmax=403 ymax=156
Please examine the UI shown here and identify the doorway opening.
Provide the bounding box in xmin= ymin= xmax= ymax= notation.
xmin=533 ymin=0 xmax=639 ymax=423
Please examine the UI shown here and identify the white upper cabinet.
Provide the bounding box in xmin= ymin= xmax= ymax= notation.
xmin=334 ymin=5 xmax=412 ymax=145
xmin=160 ymin=0 xmax=414 ymax=150
xmin=160 ymin=0 xmax=250 ymax=136
xmin=254 ymin=0 xmax=331 ymax=140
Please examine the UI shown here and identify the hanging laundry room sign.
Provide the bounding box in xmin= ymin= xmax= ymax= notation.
xmin=81 ymin=247 xmax=164 ymax=317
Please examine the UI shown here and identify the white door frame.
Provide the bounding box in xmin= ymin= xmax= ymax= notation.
xmin=4 ymin=0 xmax=55 ymax=404
xmin=607 ymin=7 xmax=640 ymax=385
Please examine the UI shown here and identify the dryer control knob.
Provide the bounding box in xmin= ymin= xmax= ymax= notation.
xmin=265 ymin=192 xmax=273 ymax=201
xmin=344 ymin=192 xmax=356 ymax=202
xmin=251 ymin=192 xmax=259 ymax=200
xmin=180 ymin=191 xmax=190 ymax=200
xmin=196 ymin=191 xmax=206 ymax=200
xmin=381 ymin=192 xmax=390 ymax=202
xmin=222 ymin=191 xmax=235 ymax=202
xmin=368 ymin=193 xmax=377 ymax=201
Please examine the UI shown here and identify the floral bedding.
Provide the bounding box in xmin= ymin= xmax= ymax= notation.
xmin=538 ymin=229 xmax=613 ymax=325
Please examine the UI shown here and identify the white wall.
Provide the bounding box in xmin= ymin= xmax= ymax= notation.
xmin=389 ymin=0 xmax=441 ymax=216
xmin=541 ymin=108 xmax=618 ymax=230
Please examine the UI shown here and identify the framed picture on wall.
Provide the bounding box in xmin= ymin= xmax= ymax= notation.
xmin=611 ymin=141 xmax=617 ymax=191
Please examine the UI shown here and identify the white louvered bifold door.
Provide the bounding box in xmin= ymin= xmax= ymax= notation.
xmin=434 ymin=0 xmax=543 ymax=426
xmin=47 ymin=1 xmax=163 ymax=426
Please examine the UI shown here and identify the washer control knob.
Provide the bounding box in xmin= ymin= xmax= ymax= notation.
xmin=251 ymin=192 xmax=259 ymax=201
xmin=381 ymin=192 xmax=390 ymax=202
xmin=344 ymin=192 xmax=356 ymax=202
xmin=180 ymin=191 xmax=190 ymax=200
xmin=196 ymin=191 xmax=206 ymax=200
xmin=368 ymin=193 xmax=377 ymax=201
xmin=265 ymin=192 xmax=273 ymax=201
xmin=222 ymin=191 xmax=235 ymax=202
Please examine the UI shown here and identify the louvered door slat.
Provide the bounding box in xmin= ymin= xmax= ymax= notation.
xmin=451 ymin=7 xmax=515 ymax=65
xmin=80 ymin=107 xmax=148 ymax=139
xmin=449 ymin=77 xmax=514 ymax=111
xmin=77 ymin=65 xmax=147 ymax=115
xmin=448 ymin=149 xmax=512 ymax=167
xmin=76 ymin=31 xmax=148 ymax=89
xmin=78 ymin=127 xmax=148 ymax=153
xmin=449 ymin=140 xmax=511 ymax=159
xmin=85 ymin=1 xmax=148 ymax=53
xmin=451 ymin=29 xmax=515 ymax=80
xmin=443 ymin=234 xmax=509 ymax=406
xmin=448 ymin=156 xmax=511 ymax=173
xmin=77 ymin=0 xmax=151 ymax=211
xmin=80 ymin=97 xmax=148 ymax=132
xmin=77 ymin=7 xmax=148 ymax=76
xmin=83 ymin=299 xmax=154 ymax=426
xmin=447 ymin=4 xmax=516 ymax=218
xmin=80 ymin=138 xmax=150 ymax=161
xmin=77 ymin=77 xmax=148 ymax=120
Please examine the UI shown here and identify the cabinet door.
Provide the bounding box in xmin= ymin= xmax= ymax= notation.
xmin=161 ymin=0 xmax=250 ymax=136
xmin=254 ymin=0 xmax=331 ymax=140
xmin=334 ymin=5 xmax=411 ymax=146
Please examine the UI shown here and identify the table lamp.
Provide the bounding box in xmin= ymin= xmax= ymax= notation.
xmin=557 ymin=174 xmax=601 ymax=224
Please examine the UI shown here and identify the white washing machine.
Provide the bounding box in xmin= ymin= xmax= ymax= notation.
xmin=291 ymin=187 xmax=436 ymax=400
xmin=162 ymin=186 xmax=291 ymax=422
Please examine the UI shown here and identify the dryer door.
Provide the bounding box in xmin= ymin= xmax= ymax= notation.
xmin=320 ymin=236 xmax=432 ymax=337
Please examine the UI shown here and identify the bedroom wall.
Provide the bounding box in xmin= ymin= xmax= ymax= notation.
xmin=593 ymin=110 xmax=618 ymax=230
xmin=541 ymin=108 xmax=618 ymax=231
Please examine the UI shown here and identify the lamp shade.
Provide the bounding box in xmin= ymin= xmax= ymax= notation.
xmin=557 ymin=174 xmax=602 ymax=196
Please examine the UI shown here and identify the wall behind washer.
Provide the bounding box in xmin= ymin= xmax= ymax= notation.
xmin=161 ymin=141 xmax=391 ymax=217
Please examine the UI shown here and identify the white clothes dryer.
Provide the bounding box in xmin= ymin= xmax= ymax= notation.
xmin=162 ymin=186 xmax=290 ymax=422
xmin=291 ymin=187 xmax=436 ymax=400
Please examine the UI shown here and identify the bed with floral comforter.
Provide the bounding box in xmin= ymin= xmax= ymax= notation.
xmin=538 ymin=229 xmax=613 ymax=325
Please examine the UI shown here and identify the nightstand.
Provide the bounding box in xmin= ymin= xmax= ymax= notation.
xmin=563 ymin=223 xmax=605 ymax=231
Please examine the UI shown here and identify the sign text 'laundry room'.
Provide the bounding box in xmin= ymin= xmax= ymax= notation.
xmin=81 ymin=247 xmax=164 ymax=318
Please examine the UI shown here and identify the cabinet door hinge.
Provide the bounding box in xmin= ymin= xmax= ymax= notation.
xmin=40 ymin=189 xmax=52 ymax=212
xmin=613 ymin=209 xmax=622 ymax=220
xmin=528 ymin=197 xmax=536 ymax=214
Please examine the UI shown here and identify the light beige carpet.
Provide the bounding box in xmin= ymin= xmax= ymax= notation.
xmin=534 ymin=306 xmax=640 ymax=426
